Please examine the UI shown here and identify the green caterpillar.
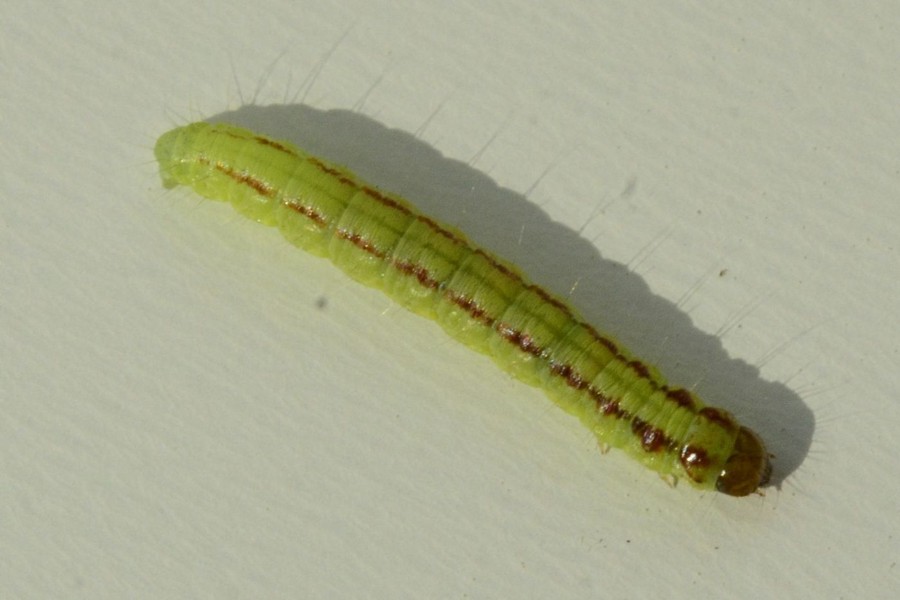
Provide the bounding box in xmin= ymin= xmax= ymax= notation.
xmin=155 ymin=121 xmax=771 ymax=496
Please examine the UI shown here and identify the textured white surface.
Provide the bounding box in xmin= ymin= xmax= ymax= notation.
xmin=2 ymin=1 xmax=899 ymax=598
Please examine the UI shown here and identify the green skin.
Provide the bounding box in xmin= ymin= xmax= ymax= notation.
xmin=155 ymin=122 xmax=771 ymax=496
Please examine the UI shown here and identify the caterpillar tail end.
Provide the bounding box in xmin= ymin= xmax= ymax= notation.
xmin=716 ymin=426 xmax=772 ymax=497
xmin=154 ymin=126 xmax=187 ymax=189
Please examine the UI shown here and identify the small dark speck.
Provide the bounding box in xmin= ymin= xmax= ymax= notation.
xmin=315 ymin=296 xmax=328 ymax=309
xmin=719 ymin=269 xmax=728 ymax=277
xmin=620 ymin=176 xmax=637 ymax=199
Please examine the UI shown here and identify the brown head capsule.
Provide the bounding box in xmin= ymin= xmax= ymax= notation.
xmin=716 ymin=426 xmax=772 ymax=497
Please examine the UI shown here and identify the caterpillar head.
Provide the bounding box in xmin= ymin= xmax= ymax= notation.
xmin=716 ymin=426 xmax=772 ymax=497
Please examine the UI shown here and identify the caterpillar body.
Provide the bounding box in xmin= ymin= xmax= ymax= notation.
xmin=155 ymin=121 xmax=771 ymax=496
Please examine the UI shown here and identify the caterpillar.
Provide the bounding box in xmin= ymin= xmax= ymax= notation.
xmin=154 ymin=121 xmax=771 ymax=496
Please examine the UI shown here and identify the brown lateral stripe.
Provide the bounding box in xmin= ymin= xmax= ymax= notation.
xmin=210 ymin=160 xmax=275 ymax=197
xmin=549 ymin=362 xmax=587 ymax=390
xmin=497 ymin=325 xmax=544 ymax=358
xmin=447 ymin=290 xmax=494 ymax=326
xmin=253 ymin=136 xmax=294 ymax=155
xmin=679 ymin=445 xmax=711 ymax=482
xmin=336 ymin=228 xmax=386 ymax=257
xmin=665 ymin=388 xmax=696 ymax=409
xmin=207 ymin=137 xmax=701 ymax=427
xmin=698 ymin=407 xmax=738 ymax=432
xmin=393 ymin=259 xmax=441 ymax=289
xmin=283 ymin=199 xmax=328 ymax=227
xmin=631 ymin=418 xmax=672 ymax=453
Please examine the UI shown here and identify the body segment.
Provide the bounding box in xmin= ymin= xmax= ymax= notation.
xmin=155 ymin=122 xmax=771 ymax=496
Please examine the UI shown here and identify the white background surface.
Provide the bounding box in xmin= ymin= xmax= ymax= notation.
xmin=3 ymin=1 xmax=899 ymax=598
